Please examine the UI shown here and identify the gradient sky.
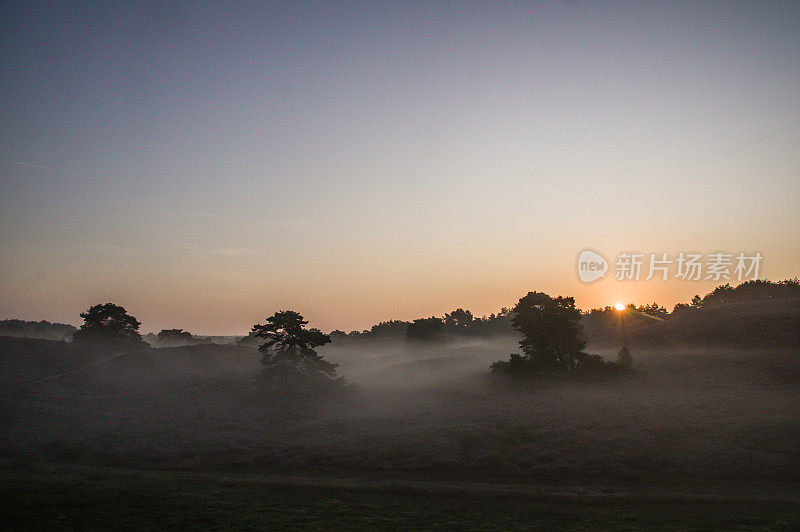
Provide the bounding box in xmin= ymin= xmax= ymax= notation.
xmin=2 ymin=1 xmax=799 ymax=334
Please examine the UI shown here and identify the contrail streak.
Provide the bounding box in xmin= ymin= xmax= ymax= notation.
xmin=170 ymin=212 xmax=225 ymax=218
xmin=10 ymin=160 xmax=62 ymax=171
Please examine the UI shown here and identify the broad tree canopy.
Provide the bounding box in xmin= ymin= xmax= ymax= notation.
xmin=72 ymin=302 xmax=144 ymax=350
xmin=512 ymin=291 xmax=585 ymax=371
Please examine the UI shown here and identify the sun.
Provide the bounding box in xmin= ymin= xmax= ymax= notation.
xmin=614 ymin=302 xmax=626 ymax=311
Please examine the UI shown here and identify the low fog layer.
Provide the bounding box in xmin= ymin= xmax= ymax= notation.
xmin=2 ymin=328 xmax=798 ymax=487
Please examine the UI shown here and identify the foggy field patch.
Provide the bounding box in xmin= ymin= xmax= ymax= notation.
xmin=2 ymin=337 xmax=798 ymax=488
xmin=2 ymin=336 xmax=799 ymax=530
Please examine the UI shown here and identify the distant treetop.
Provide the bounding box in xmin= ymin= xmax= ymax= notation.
xmin=72 ymin=303 xmax=146 ymax=350
xmin=0 ymin=319 xmax=76 ymax=341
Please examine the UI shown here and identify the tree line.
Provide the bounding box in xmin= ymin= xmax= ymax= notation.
xmin=586 ymin=278 xmax=800 ymax=318
xmin=23 ymin=278 xmax=799 ymax=393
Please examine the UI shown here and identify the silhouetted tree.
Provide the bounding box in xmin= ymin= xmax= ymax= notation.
xmin=406 ymin=317 xmax=443 ymax=341
xmin=156 ymin=328 xmax=195 ymax=346
xmin=511 ymin=292 xmax=585 ymax=371
xmin=637 ymin=302 xmax=668 ymax=319
xmin=72 ymin=303 xmax=145 ymax=350
xmin=369 ymin=320 xmax=410 ymax=338
xmin=671 ymin=302 xmax=692 ymax=315
xmin=444 ymin=308 xmax=474 ymax=330
xmin=251 ymin=310 xmax=339 ymax=389
xmin=491 ymin=292 xmax=623 ymax=376
xmin=477 ymin=307 xmax=515 ymax=336
xmin=0 ymin=319 xmax=76 ymax=341
xmin=616 ymin=347 xmax=633 ymax=370
xmin=702 ymin=284 xmax=735 ymax=306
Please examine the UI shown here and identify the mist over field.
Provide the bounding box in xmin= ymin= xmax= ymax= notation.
xmin=1 ymin=287 xmax=800 ymax=528
xmin=3 ymin=0 xmax=800 ymax=528
xmin=2 ymin=292 xmax=798 ymax=477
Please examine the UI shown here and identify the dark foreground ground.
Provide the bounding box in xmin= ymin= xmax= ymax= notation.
xmin=2 ymin=335 xmax=799 ymax=529
xmin=2 ymin=462 xmax=799 ymax=530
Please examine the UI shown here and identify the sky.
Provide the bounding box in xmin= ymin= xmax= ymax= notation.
xmin=1 ymin=1 xmax=799 ymax=334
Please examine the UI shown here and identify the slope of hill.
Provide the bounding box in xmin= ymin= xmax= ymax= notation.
xmin=581 ymin=296 xmax=800 ymax=349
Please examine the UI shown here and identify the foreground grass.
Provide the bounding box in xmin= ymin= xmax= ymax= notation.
xmin=1 ymin=463 xmax=798 ymax=530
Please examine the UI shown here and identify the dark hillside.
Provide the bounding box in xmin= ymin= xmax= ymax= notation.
xmin=582 ymin=296 xmax=800 ymax=349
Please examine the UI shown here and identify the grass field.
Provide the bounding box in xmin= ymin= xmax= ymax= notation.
xmin=2 ymin=463 xmax=799 ymax=530
xmin=2 ymin=336 xmax=799 ymax=529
